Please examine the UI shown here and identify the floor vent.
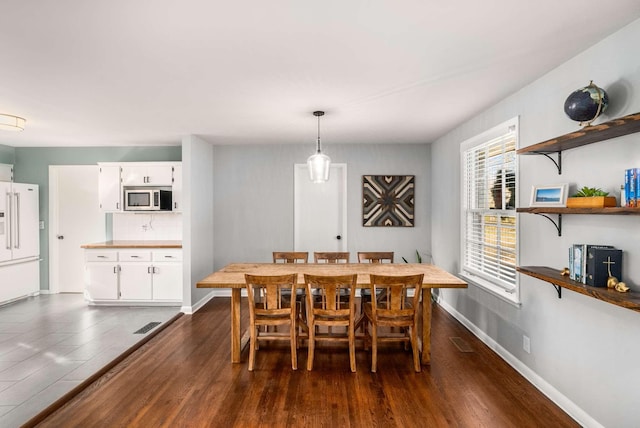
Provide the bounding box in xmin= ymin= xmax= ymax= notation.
xmin=450 ymin=337 xmax=474 ymax=353
xmin=134 ymin=322 xmax=161 ymax=334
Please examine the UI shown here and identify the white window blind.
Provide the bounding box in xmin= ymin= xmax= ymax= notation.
xmin=461 ymin=119 xmax=518 ymax=299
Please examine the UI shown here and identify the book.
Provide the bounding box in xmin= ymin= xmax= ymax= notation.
xmin=625 ymin=168 xmax=640 ymax=207
xmin=584 ymin=245 xmax=615 ymax=285
xmin=572 ymin=244 xmax=584 ymax=282
xmin=586 ymin=248 xmax=622 ymax=287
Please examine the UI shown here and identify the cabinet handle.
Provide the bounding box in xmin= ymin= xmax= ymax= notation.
xmin=153 ymin=267 xmax=158 ymax=274
xmin=97 ymin=255 xmax=107 ymax=258
xmin=174 ymin=202 xmax=177 ymax=209
xmin=116 ymin=202 xmax=120 ymax=210
xmin=148 ymin=266 xmax=152 ymax=274
xmin=113 ymin=266 xmax=117 ymax=274
xmin=164 ymin=255 xmax=174 ymax=258
xmin=131 ymin=255 xmax=140 ymax=258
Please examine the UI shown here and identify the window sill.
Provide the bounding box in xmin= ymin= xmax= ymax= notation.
xmin=458 ymin=272 xmax=522 ymax=308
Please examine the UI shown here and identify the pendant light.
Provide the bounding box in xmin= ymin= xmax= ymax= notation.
xmin=307 ymin=110 xmax=331 ymax=183
xmin=0 ymin=113 xmax=26 ymax=132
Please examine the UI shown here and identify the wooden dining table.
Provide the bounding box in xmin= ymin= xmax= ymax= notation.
xmin=196 ymin=263 xmax=467 ymax=365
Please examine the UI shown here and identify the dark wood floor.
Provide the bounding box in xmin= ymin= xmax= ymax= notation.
xmin=32 ymin=298 xmax=578 ymax=427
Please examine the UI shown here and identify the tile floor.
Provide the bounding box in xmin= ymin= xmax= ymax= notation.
xmin=0 ymin=294 xmax=180 ymax=427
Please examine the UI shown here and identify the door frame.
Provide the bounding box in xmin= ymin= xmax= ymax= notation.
xmin=293 ymin=163 xmax=348 ymax=252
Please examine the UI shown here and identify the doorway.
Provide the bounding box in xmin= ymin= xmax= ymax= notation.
xmin=293 ymin=163 xmax=347 ymax=254
xmin=49 ymin=165 xmax=105 ymax=293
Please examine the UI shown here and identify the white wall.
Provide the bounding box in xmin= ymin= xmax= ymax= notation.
xmin=112 ymin=213 xmax=182 ymax=240
xmin=431 ymin=18 xmax=640 ymax=428
xmin=212 ymin=143 xmax=431 ymax=270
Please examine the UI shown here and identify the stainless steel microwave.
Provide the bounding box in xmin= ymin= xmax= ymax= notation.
xmin=124 ymin=187 xmax=172 ymax=211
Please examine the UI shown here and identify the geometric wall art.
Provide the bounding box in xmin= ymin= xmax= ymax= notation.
xmin=362 ymin=175 xmax=415 ymax=227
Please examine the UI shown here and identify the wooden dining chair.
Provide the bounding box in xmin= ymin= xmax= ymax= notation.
xmin=304 ymin=274 xmax=358 ymax=372
xmin=244 ymin=273 xmax=299 ymax=371
xmin=357 ymin=251 xmax=394 ymax=305
xmin=273 ymin=252 xmax=308 ymax=264
xmin=272 ymin=252 xmax=309 ymax=335
xmin=313 ymin=252 xmax=350 ymax=263
xmin=363 ymin=273 xmax=424 ymax=373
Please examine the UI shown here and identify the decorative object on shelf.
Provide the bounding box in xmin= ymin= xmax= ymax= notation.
xmin=624 ymin=168 xmax=640 ymax=207
xmin=362 ymin=175 xmax=414 ymax=227
xmin=566 ymin=186 xmax=616 ymax=208
xmin=0 ymin=113 xmax=26 ymax=132
xmin=563 ymin=80 xmax=609 ymax=126
xmin=560 ymin=267 xmax=570 ymax=276
xmin=307 ymin=110 xmax=331 ymax=183
xmin=529 ymin=184 xmax=568 ymax=207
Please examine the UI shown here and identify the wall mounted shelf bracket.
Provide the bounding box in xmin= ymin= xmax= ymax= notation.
xmin=537 ymin=151 xmax=562 ymax=174
xmin=534 ymin=213 xmax=562 ymax=236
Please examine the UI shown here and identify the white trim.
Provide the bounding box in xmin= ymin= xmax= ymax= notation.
xmin=48 ymin=167 xmax=61 ymax=294
xmin=458 ymin=272 xmax=521 ymax=308
xmin=182 ymin=289 xmax=216 ymax=314
xmin=436 ymin=297 xmax=604 ymax=428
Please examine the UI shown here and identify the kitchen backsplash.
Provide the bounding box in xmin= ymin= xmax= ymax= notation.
xmin=112 ymin=213 xmax=182 ymax=240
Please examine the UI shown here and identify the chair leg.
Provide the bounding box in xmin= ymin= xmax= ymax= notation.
xmin=411 ymin=326 xmax=421 ymax=373
xmin=290 ymin=322 xmax=298 ymax=370
xmin=248 ymin=327 xmax=257 ymax=371
xmin=371 ymin=326 xmax=378 ymax=373
xmin=349 ymin=323 xmax=356 ymax=373
xmin=307 ymin=325 xmax=315 ymax=371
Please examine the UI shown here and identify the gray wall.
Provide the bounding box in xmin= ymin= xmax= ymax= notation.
xmin=13 ymin=146 xmax=182 ymax=291
xmin=431 ymin=18 xmax=640 ymax=428
xmin=212 ymin=143 xmax=431 ymax=270
xmin=0 ymin=144 xmax=15 ymax=164
xmin=182 ymin=136 xmax=214 ymax=309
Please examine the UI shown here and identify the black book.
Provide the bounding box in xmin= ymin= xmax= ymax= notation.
xmin=586 ymin=248 xmax=622 ymax=287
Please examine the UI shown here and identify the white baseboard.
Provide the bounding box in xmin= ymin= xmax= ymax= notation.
xmin=436 ymin=297 xmax=603 ymax=428
xmin=181 ymin=290 xmax=217 ymax=314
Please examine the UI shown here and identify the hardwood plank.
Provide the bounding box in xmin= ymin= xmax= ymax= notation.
xmin=32 ymin=298 xmax=579 ymax=428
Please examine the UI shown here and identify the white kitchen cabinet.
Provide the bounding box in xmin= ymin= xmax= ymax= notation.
xmin=171 ymin=163 xmax=182 ymax=212
xmin=119 ymin=250 xmax=153 ymax=300
xmin=152 ymin=250 xmax=182 ymax=300
xmin=83 ymin=248 xmax=182 ymax=305
xmin=121 ymin=164 xmax=174 ymax=186
xmin=0 ymin=164 xmax=13 ymax=182
xmin=98 ymin=164 xmax=122 ymax=211
xmin=84 ymin=250 xmax=119 ymax=300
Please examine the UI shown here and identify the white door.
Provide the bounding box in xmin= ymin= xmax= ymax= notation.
xmin=50 ymin=166 xmax=105 ymax=293
xmin=294 ymin=164 xmax=347 ymax=254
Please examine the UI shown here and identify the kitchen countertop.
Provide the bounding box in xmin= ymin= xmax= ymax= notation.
xmin=81 ymin=240 xmax=182 ymax=249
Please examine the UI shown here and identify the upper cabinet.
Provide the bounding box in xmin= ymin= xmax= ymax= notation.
xmin=0 ymin=164 xmax=13 ymax=182
xmin=98 ymin=164 xmax=122 ymax=212
xmin=98 ymin=162 xmax=182 ymax=212
xmin=121 ymin=164 xmax=174 ymax=186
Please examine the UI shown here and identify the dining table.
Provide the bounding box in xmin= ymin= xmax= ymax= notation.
xmin=196 ymin=263 xmax=467 ymax=364
xmin=196 ymin=263 xmax=467 ymax=365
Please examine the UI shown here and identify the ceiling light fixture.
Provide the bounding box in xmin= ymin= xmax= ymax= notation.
xmin=307 ymin=110 xmax=331 ymax=183
xmin=0 ymin=113 xmax=26 ymax=132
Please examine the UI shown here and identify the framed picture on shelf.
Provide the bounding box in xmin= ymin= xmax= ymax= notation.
xmin=529 ymin=184 xmax=569 ymax=207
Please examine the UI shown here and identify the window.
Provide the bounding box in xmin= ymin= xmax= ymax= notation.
xmin=460 ymin=117 xmax=519 ymax=304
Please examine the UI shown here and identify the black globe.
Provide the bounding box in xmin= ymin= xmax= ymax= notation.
xmin=564 ymin=84 xmax=609 ymax=123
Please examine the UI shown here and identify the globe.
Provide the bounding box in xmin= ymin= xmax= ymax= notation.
xmin=563 ymin=82 xmax=609 ymax=124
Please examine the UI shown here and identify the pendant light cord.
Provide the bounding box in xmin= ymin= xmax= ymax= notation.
xmin=314 ymin=110 xmax=324 ymax=154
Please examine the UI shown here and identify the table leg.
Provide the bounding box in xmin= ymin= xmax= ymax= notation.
xmin=231 ymin=288 xmax=241 ymax=363
xmin=421 ymin=290 xmax=432 ymax=365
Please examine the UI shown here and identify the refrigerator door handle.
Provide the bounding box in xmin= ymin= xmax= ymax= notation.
xmin=5 ymin=192 xmax=11 ymax=250
xmin=13 ymin=192 xmax=20 ymax=249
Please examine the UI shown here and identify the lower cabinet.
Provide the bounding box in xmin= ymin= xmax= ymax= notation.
xmin=84 ymin=249 xmax=182 ymax=305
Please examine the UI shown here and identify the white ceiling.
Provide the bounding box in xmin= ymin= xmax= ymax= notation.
xmin=1 ymin=1 xmax=640 ymax=148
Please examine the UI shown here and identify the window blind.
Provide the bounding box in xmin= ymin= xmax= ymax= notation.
xmin=462 ymin=129 xmax=517 ymax=291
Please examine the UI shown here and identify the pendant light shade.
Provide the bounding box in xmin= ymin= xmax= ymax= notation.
xmin=0 ymin=113 xmax=26 ymax=132
xmin=307 ymin=110 xmax=331 ymax=183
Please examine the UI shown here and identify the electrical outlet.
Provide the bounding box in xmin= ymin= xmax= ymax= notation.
xmin=523 ymin=335 xmax=531 ymax=354
xmin=39 ymin=220 xmax=45 ymax=230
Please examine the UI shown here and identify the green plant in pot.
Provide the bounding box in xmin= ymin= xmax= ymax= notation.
xmin=567 ymin=186 xmax=616 ymax=208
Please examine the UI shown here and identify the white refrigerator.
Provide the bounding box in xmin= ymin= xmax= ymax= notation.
xmin=0 ymin=181 xmax=40 ymax=302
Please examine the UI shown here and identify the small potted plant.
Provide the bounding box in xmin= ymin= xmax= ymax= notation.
xmin=566 ymin=186 xmax=617 ymax=208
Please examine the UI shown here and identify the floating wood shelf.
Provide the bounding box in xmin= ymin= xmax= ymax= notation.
xmin=517 ymin=207 xmax=640 ymax=215
xmin=516 ymin=111 xmax=640 ymax=174
xmin=517 ymin=266 xmax=640 ymax=313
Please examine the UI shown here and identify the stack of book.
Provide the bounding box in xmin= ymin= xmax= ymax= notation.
xmin=569 ymin=244 xmax=622 ymax=287
xmin=624 ymin=168 xmax=640 ymax=207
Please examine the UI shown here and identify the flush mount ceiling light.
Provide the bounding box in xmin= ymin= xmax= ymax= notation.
xmin=0 ymin=113 xmax=26 ymax=132
xmin=307 ymin=110 xmax=331 ymax=183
